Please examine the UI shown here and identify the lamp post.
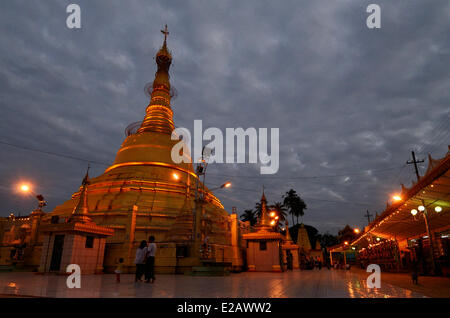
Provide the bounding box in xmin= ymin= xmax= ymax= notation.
xmin=410 ymin=202 xmax=443 ymax=275
xmin=209 ymin=182 xmax=232 ymax=192
xmin=19 ymin=183 xmax=47 ymax=211
xmin=18 ymin=183 xmax=46 ymax=245
xmin=172 ymin=166 xmax=232 ymax=258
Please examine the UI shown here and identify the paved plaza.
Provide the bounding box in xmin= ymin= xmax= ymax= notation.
xmin=1 ymin=268 xmax=446 ymax=298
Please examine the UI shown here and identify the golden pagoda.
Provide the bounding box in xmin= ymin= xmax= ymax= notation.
xmin=46 ymin=26 xmax=234 ymax=273
xmin=296 ymin=223 xmax=312 ymax=252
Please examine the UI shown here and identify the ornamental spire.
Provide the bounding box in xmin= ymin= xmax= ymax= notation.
xmin=138 ymin=25 xmax=174 ymax=134
xmin=70 ymin=166 xmax=92 ymax=223
xmin=258 ymin=188 xmax=271 ymax=228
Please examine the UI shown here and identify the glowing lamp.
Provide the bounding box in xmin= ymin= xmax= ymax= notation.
xmin=269 ymin=212 xmax=276 ymax=218
xmin=376 ymin=237 xmax=381 ymax=242
xmin=344 ymin=241 xmax=348 ymax=245
xmin=434 ymin=206 xmax=442 ymax=213
xmin=410 ymin=209 xmax=418 ymax=216
xmin=354 ymin=228 xmax=360 ymax=234
xmin=270 ymin=220 xmax=276 ymax=226
xmin=223 ymin=182 xmax=231 ymax=188
xmin=20 ymin=184 xmax=30 ymax=192
xmin=418 ymin=205 xmax=425 ymax=212
xmin=392 ymin=195 xmax=402 ymax=201
xmin=275 ymin=216 xmax=279 ymax=220
xmin=172 ymin=173 xmax=180 ymax=181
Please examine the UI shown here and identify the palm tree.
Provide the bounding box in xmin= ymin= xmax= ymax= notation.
xmin=254 ymin=202 xmax=262 ymax=219
xmin=282 ymin=189 xmax=307 ymax=225
xmin=240 ymin=209 xmax=257 ymax=226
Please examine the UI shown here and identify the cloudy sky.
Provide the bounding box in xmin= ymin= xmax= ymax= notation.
xmin=0 ymin=0 xmax=449 ymax=234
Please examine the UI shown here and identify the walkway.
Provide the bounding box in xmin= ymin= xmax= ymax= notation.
xmin=0 ymin=268 xmax=433 ymax=298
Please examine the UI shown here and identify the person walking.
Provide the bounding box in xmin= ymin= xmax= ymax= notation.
xmin=115 ymin=258 xmax=124 ymax=283
xmin=134 ymin=240 xmax=147 ymax=282
xmin=145 ymin=236 xmax=157 ymax=283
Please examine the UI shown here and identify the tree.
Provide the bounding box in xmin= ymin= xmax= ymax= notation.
xmin=253 ymin=202 xmax=262 ymax=219
xmin=240 ymin=209 xmax=257 ymax=226
xmin=282 ymin=189 xmax=307 ymax=225
xmin=338 ymin=225 xmax=357 ymax=243
xmin=317 ymin=232 xmax=339 ymax=248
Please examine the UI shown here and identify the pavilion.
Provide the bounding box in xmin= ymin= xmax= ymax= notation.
xmin=330 ymin=147 xmax=450 ymax=276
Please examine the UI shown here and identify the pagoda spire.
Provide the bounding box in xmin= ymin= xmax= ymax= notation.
xmin=138 ymin=25 xmax=175 ymax=134
xmin=70 ymin=166 xmax=92 ymax=223
xmin=258 ymin=188 xmax=271 ymax=228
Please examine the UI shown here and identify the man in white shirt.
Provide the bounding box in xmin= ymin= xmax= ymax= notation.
xmin=145 ymin=235 xmax=157 ymax=283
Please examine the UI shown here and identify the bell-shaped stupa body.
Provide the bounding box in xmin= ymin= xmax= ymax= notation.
xmin=48 ymin=26 xmax=231 ymax=273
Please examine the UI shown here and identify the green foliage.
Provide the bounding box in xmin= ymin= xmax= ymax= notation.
xmin=282 ymin=189 xmax=307 ymax=225
xmin=240 ymin=209 xmax=257 ymax=226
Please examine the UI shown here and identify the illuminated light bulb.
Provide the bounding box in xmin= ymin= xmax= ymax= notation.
xmin=392 ymin=195 xmax=402 ymax=201
xmin=354 ymin=228 xmax=360 ymax=234
xmin=269 ymin=212 xmax=276 ymax=218
xmin=270 ymin=220 xmax=276 ymax=226
xmin=418 ymin=205 xmax=425 ymax=212
xmin=434 ymin=206 xmax=442 ymax=213
xmin=410 ymin=209 xmax=418 ymax=216
xmin=376 ymin=237 xmax=381 ymax=241
xmin=20 ymin=184 xmax=30 ymax=192
xmin=172 ymin=173 xmax=180 ymax=181
xmin=344 ymin=241 xmax=349 ymax=245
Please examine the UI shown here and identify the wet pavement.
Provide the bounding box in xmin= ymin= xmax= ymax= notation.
xmin=0 ymin=269 xmax=426 ymax=298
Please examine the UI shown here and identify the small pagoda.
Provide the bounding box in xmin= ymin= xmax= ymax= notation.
xmin=282 ymin=220 xmax=300 ymax=270
xmin=39 ymin=169 xmax=113 ymax=274
xmin=243 ymin=191 xmax=285 ymax=272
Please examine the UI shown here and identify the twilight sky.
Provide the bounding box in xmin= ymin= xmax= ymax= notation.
xmin=0 ymin=0 xmax=449 ymax=234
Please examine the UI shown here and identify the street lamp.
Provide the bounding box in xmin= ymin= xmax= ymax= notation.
xmin=18 ymin=183 xmax=47 ymax=210
xmin=209 ymin=182 xmax=232 ymax=191
xmin=409 ymin=202 xmax=440 ymax=275
xmin=354 ymin=228 xmax=360 ymax=234
xmin=392 ymin=194 xmax=402 ymax=202
xmin=268 ymin=210 xmax=281 ymax=230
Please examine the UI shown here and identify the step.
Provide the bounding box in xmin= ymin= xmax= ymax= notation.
xmin=0 ymin=266 xmax=14 ymax=272
xmin=190 ymin=266 xmax=230 ymax=276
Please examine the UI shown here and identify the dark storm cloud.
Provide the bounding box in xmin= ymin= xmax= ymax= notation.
xmin=0 ymin=0 xmax=449 ymax=234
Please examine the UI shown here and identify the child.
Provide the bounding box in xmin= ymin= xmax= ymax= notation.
xmin=115 ymin=258 xmax=124 ymax=283
xmin=411 ymin=259 xmax=419 ymax=285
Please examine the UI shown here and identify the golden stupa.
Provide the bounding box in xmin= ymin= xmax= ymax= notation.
xmin=48 ymin=26 xmax=234 ymax=273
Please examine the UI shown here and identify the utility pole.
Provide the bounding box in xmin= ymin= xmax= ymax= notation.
xmin=406 ymin=151 xmax=424 ymax=182
xmin=364 ymin=210 xmax=373 ymax=225
xmin=406 ymin=151 xmax=436 ymax=275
